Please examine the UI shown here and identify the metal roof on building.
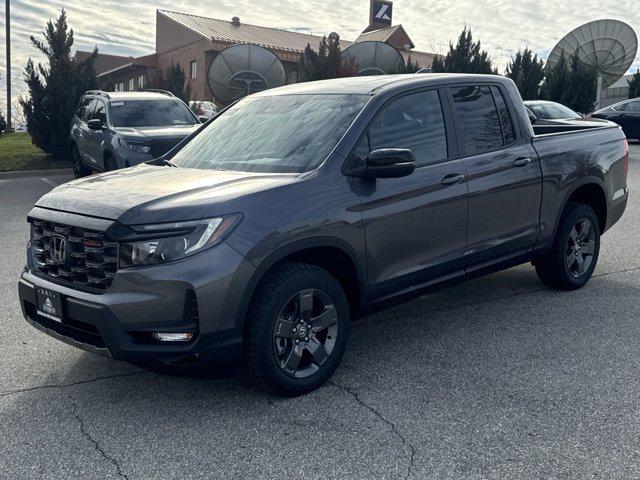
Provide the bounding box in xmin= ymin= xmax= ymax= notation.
xmin=354 ymin=24 xmax=414 ymax=49
xmin=158 ymin=9 xmax=351 ymax=53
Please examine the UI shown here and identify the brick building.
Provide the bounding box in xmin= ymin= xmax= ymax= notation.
xmin=77 ymin=4 xmax=436 ymax=105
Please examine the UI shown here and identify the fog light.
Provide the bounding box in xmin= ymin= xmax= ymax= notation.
xmin=152 ymin=332 xmax=194 ymax=342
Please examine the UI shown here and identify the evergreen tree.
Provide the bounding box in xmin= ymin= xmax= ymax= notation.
xmin=20 ymin=9 xmax=98 ymax=158
xmin=298 ymin=34 xmax=356 ymax=81
xmin=542 ymin=51 xmax=597 ymax=114
xmin=431 ymin=27 xmax=496 ymax=74
xmin=565 ymin=51 xmax=597 ymax=114
xmin=0 ymin=109 xmax=7 ymax=134
xmin=401 ymin=55 xmax=421 ymax=74
xmin=541 ymin=51 xmax=569 ymax=104
xmin=154 ymin=63 xmax=192 ymax=104
xmin=628 ymin=69 xmax=640 ymax=99
xmin=298 ymin=43 xmax=323 ymax=82
xmin=505 ymin=47 xmax=545 ymax=100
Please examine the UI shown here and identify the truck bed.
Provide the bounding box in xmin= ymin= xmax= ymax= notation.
xmin=532 ymin=118 xmax=619 ymax=137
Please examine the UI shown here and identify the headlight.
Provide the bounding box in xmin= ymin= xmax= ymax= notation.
xmin=120 ymin=139 xmax=151 ymax=154
xmin=120 ymin=214 xmax=243 ymax=267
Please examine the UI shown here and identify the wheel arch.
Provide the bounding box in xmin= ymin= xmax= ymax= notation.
xmin=235 ymin=237 xmax=368 ymax=335
xmin=558 ymin=179 xmax=608 ymax=235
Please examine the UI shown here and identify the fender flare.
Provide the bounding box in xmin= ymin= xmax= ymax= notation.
xmin=233 ymin=237 xmax=368 ymax=332
xmin=550 ymin=176 xmax=608 ymax=241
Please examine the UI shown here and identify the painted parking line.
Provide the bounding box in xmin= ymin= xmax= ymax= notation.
xmin=39 ymin=177 xmax=59 ymax=188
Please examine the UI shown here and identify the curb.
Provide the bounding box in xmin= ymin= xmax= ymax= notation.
xmin=0 ymin=168 xmax=73 ymax=179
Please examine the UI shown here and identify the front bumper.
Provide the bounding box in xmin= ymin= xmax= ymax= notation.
xmin=18 ymin=241 xmax=255 ymax=371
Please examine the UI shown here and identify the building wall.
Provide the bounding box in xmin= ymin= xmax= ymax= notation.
xmin=156 ymin=10 xmax=204 ymax=53
xmin=156 ymin=39 xmax=209 ymax=100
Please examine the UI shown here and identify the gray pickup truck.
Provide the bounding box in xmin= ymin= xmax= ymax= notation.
xmin=19 ymin=74 xmax=629 ymax=396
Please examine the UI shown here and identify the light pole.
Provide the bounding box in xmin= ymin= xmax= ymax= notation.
xmin=5 ymin=0 xmax=11 ymax=131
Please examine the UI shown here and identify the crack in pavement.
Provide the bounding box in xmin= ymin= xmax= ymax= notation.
xmin=71 ymin=403 xmax=130 ymax=480
xmin=0 ymin=370 xmax=145 ymax=398
xmin=593 ymin=265 xmax=640 ymax=278
xmin=329 ymin=380 xmax=416 ymax=480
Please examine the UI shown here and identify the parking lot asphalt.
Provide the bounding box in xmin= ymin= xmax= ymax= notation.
xmin=1 ymin=144 xmax=640 ymax=480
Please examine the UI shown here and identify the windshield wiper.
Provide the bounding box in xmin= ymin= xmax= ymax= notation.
xmin=151 ymin=158 xmax=180 ymax=168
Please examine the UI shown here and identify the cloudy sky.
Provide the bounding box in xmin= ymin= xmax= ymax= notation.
xmin=1 ymin=0 xmax=639 ymax=114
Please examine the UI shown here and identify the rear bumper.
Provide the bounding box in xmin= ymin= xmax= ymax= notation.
xmin=605 ymin=186 xmax=629 ymax=232
xmin=19 ymin=277 xmax=243 ymax=370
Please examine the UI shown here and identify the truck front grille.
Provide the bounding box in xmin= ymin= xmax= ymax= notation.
xmin=150 ymin=139 xmax=182 ymax=158
xmin=31 ymin=220 xmax=119 ymax=291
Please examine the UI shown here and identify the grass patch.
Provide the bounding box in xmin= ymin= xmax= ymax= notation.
xmin=0 ymin=133 xmax=71 ymax=172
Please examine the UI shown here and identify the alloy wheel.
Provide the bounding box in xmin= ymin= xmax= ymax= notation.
xmin=272 ymin=288 xmax=339 ymax=379
xmin=565 ymin=218 xmax=596 ymax=277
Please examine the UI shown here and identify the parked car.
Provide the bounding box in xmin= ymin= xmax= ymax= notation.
xmin=14 ymin=123 xmax=28 ymax=133
xmin=190 ymin=100 xmax=219 ymax=119
xmin=592 ymin=98 xmax=640 ymax=140
xmin=20 ymin=74 xmax=628 ymax=396
xmin=69 ymin=90 xmax=202 ymax=177
xmin=524 ymin=100 xmax=582 ymax=123
xmin=525 ymin=100 xmax=614 ymax=134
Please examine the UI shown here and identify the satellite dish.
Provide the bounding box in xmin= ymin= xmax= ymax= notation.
xmin=547 ymin=19 xmax=638 ymax=108
xmin=342 ymin=41 xmax=405 ymax=76
xmin=208 ymin=44 xmax=286 ymax=105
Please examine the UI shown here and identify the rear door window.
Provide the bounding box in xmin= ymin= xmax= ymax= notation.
xmin=367 ymin=90 xmax=448 ymax=167
xmin=491 ymin=86 xmax=517 ymax=145
xmin=450 ymin=85 xmax=503 ymax=156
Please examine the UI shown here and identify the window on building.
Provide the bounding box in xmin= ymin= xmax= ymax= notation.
xmin=190 ymin=60 xmax=197 ymax=80
xmin=490 ymin=86 xmax=517 ymax=145
xmin=115 ymin=82 xmax=124 ymax=92
xmin=367 ymin=90 xmax=448 ymax=168
xmin=450 ymin=85 xmax=503 ymax=156
xmin=129 ymin=78 xmax=135 ymax=91
xmin=137 ymin=74 xmax=145 ymax=89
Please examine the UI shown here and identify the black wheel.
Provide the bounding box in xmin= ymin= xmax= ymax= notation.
xmin=245 ymin=262 xmax=350 ymax=396
xmin=71 ymin=145 xmax=91 ymax=178
xmin=104 ymin=155 xmax=118 ymax=171
xmin=535 ymin=202 xmax=600 ymax=290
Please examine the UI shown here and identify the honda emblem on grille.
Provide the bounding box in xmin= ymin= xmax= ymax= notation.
xmin=50 ymin=234 xmax=67 ymax=264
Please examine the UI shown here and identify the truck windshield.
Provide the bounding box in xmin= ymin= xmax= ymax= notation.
xmin=170 ymin=94 xmax=369 ymax=173
xmin=110 ymin=99 xmax=197 ymax=127
xmin=528 ymin=102 xmax=580 ymax=120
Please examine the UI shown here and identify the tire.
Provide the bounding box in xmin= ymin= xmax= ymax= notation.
xmin=535 ymin=202 xmax=601 ymax=290
xmin=71 ymin=145 xmax=91 ymax=178
xmin=104 ymin=155 xmax=118 ymax=171
xmin=245 ymin=262 xmax=350 ymax=396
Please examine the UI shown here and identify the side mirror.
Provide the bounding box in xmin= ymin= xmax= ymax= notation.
xmin=87 ymin=119 xmax=103 ymax=130
xmin=198 ymin=116 xmax=209 ymax=124
xmin=348 ymin=148 xmax=416 ymax=179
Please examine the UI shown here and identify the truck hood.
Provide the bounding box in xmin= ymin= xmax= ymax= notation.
xmin=35 ymin=164 xmax=299 ymax=225
xmin=114 ymin=125 xmax=200 ymax=141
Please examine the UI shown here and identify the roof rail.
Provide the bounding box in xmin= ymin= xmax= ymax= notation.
xmin=143 ymin=89 xmax=176 ymax=97
xmin=84 ymin=90 xmax=111 ymax=99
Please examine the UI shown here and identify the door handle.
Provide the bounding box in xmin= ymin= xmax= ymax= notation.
xmin=513 ymin=157 xmax=532 ymax=167
xmin=441 ymin=173 xmax=466 ymax=186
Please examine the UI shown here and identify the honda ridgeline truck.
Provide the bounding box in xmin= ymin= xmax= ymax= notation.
xmin=19 ymin=74 xmax=629 ymax=396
